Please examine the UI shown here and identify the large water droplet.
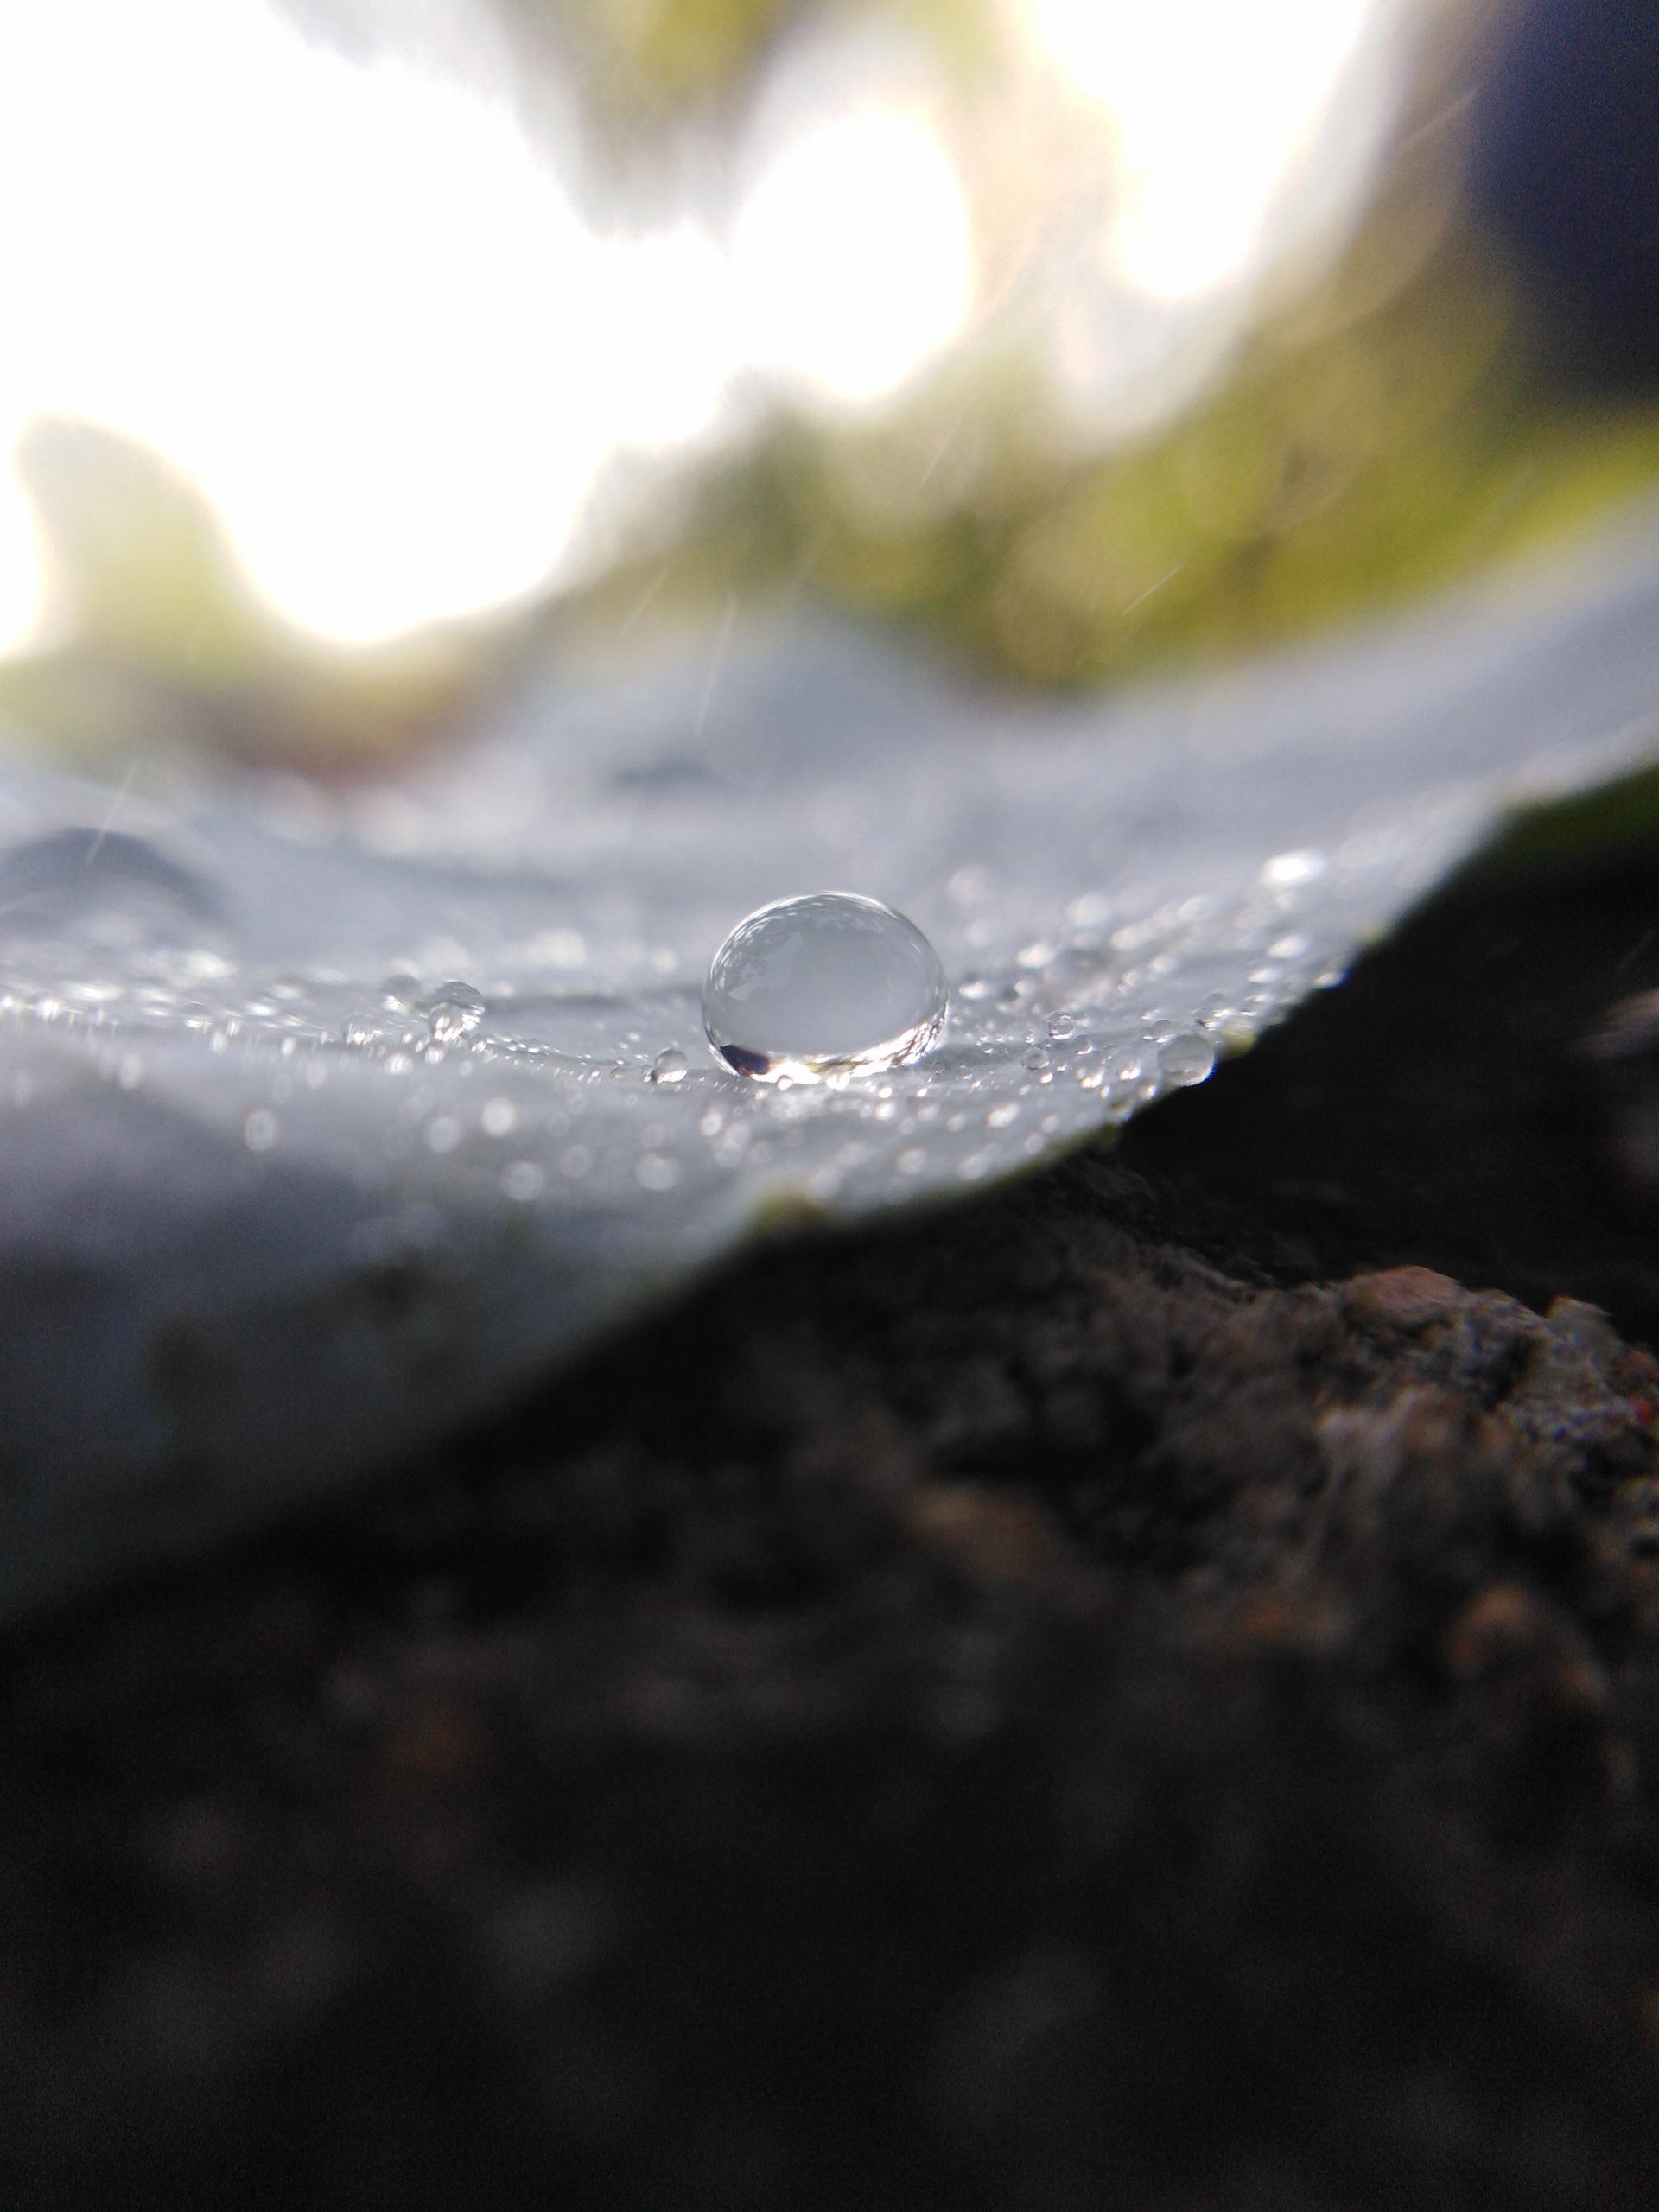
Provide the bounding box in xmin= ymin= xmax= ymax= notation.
xmin=0 ymin=827 xmax=220 ymax=940
xmin=702 ymin=892 xmax=946 ymax=1084
xmin=1159 ymin=1031 xmax=1216 ymax=1087
xmin=425 ymin=981 xmax=485 ymax=1044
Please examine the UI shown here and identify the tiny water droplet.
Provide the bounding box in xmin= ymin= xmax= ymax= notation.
xmin=244 ymin=1109 xmax=278 ymax=1153
xmin=1160 ymin=1032 xmax=1216 ymax=1087
xmin=702 ymin=891 xmax=945 ymax=1084
xmin=502 ymin=1160 xmax=545 ymax=1200
xmin=1046 ymin=1011 xmax=1078 ymax=1040
xmin=1023 ymin=1042 xmax=1052 ymax=1073
xmin=649 ymin=1047 xmax=688 ymax=1085
xmin=1263 ymin=849 xmax=1325 ymax=887
xmin=480 ymin=1096 xmax=516 ymax=1137
xmin=636 ymin=1151 xmax=681 ymax=1191
xmin=426 ymin=982 xmax=485 ymax=1043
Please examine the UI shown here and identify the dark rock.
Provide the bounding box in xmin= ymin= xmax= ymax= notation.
xmin=8 ymin=838 xmax=1659 ymax=2207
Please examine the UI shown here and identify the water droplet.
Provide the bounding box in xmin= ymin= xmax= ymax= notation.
xmin=502 ymin=1160 xmax=545 ymax=1201
xmin=426 ymin=982 xmax=485 ymax=1044
xmin=244 ymin=1109 xmax=278 ymax=1153
xmin=1046 ymin=1011 xmax=1079 ymax=1040
xmin=0 ymin=827 xmax=220 ymax=938
xmin=1262 ymin=849 xmax=1325 ymax=888
xmin=1160 ymin=1033 xmax=1216 ymax=1088
xmin=702 ymin=892 xmax=946 ymax=1084
xmin=956 ymin=974 xmax=995 ymax=1002
xmin=636 ymin=1152 xmax=681 ymax=1191
xmin=649 ymin=1047 xmax=689 ymax=1085
xmin=480 ymin=1096 xmax=517 ymax=1137
xmin=1023 ymin=1042 xmax=1052 ymax=1073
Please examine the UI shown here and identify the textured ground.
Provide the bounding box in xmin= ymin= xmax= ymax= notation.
xmin=8 ymin=834 xmax=1659 ymax=2209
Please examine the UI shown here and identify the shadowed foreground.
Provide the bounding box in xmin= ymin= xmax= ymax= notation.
xmin=7 ymin=836 xmax=1659 ymax=2208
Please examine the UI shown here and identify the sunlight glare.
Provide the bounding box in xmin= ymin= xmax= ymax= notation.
xmin=0 ymin=459 xmax=47 ymax=659
xmin=733 ymin=102 xmax=975 ymax=408
xmin=1028 ymin=0 xmax=1393 ymax=302
xmin=0 ymin=0 xmax=742 ymax=649
xmin=0 ymin=0 xmax=975 ymax=650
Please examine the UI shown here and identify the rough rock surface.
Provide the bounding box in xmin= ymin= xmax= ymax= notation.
xmin=7 ymin=835 xmax=1659 ymax=2209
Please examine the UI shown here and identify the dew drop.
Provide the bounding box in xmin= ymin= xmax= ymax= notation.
xmin=426 ymin=982 xmax=485 ymax=1044
xmin=1160 ymin=1032 xmax=1217 ymax=1087
xmin=244 ymin=1109 xmax=278 ymax=1153
xmin=702 ymin=892 xmax=946 ymax=1084
xmin=649 ymin=1047 xmax=689 ymax=1086
xmin=1046 ymin=1011 xmax=1079 ymax=1040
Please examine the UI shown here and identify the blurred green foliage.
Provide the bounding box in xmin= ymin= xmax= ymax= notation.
xmin=4 ymin=0 xmax=1658 ymax=770
xmin=582 ymin=168 xmax=1659 ymax=691
xmin=514 ymin=0 xmax=996 ymax=124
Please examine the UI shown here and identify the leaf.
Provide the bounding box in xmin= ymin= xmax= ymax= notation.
xmin=3 ymin=505 xmax=1659 ymax=1617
